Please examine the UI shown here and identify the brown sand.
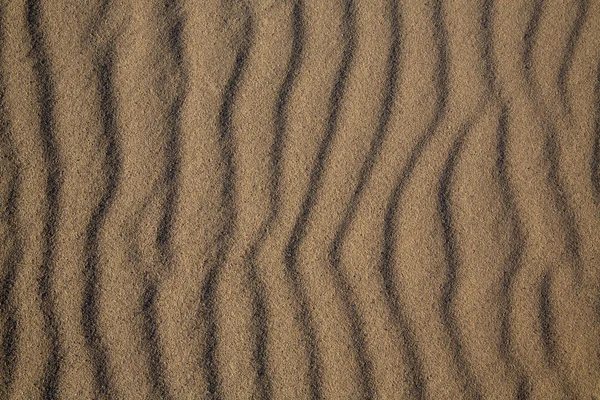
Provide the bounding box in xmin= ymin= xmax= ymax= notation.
xmin=1 ymin=0 xmax=600 ymax=398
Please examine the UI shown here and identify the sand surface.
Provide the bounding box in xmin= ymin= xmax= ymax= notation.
xmin=1 ymin=0 xmax=600 ymax=398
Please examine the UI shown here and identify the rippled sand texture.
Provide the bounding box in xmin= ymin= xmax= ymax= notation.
xmin=1 ymin=0 xmax=600 ymax=398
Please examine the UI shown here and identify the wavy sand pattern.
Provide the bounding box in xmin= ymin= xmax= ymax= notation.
xmin=1 ymin=0 xmax=600 ymax=398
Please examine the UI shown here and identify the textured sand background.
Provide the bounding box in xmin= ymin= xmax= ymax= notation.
xmin=1 ymin=0 xmax=600 ymax=398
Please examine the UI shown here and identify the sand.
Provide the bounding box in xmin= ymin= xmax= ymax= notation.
xmin=1 ymin=0 xmax=599 ymax=398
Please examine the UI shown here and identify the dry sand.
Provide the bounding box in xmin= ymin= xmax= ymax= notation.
xmin=1 ymin=0 xmax=600 ymax=398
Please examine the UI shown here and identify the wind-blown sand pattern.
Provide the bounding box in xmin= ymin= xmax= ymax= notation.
xmin=0 ymin=0 xmax=599 ymax=398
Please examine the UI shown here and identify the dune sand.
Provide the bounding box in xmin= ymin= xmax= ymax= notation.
xmin=1 ymin=0 xmax=600 ymax=398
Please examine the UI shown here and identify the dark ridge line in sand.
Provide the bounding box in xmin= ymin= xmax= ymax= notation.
xmin=326 ymin=0 xmax=402 ymax=398
xmin=201 ymin=9 xmax=253 ymax=398
xmin=270 ymin=0 xmax=304 ymax=224
xmin=281 ymin=0 xmax=358 ymax=397
xmin=595 ymin=61 xmax=600 ymax=327
xmin=82 ymin=47 xmax=120 ymax=400
xmin=495 ymin=105 xmax=532 ymax=400
xmin=380 ymin=0 xmax=450 ymax=397
xmin=539 ymin=271 xmax=556 ymax=367
xmin=538 ymin=270 xmax=576 ymax=400
xmin=140 ymin=281 xmax=170 ymax=399
xmin=543 ymin=121 xmax=583 ymax=282
xmin=329 ymin=0 xmax=400 ymax=257
xmin=438 ymin=124 xmax=484 ymax=400
xmin=557 ymin=0 xmax=589 ymax=119
xmin=480 ymin=0 xmax=497 ymax=97
xmin=530 ymin=4 xmax=584 ymax=285
xmin=147 ymin=2 xmax=188 ymax=399
xmin=0 ymin=34 xmax=21 ymax=394
xmin=593 ymin=61 xmax=600 ymax=203
xmin=485 ymin=4 xmax=546 ymax=396
xmin=481 ymin=7 xmax=529 ymax=394
xmin=245 ymin=255 xmax=271 ymax=400
xmin=25 ymin=0 xmax=62 ymax=397
xmin=125 ymin=194 xmax=164 ymax=394
xmin=156 ymin=0 xmax=185 ymax=263
xmin=522 ymin=0 xmax=544 ymax=82
xmin=520 ymin=7 xmax=582 ymax=395
xmin=244 ymin=1 xmax=306 ymax=398
xmin=0 ymin=174 xmax=19 ymax=398
xmin=522 ymin=0 xmax=583 ymax=283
